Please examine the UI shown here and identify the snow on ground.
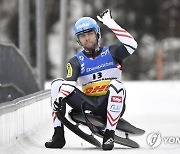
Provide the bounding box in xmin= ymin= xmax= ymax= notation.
xmin=1 ymin=81 xmax=180 ymax=154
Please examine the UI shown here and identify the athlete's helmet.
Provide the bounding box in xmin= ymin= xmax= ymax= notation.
xmin=74 ymin=17 xmax=101 ymax=44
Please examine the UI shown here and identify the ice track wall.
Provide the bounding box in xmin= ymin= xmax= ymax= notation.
xmin=0 ymin=90 xmax=50 ymax=146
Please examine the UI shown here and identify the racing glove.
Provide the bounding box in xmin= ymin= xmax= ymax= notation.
xmin=53 ymin=98 xmax=64 ymax=113
xmin=97 ymin=9 xmax=113 ymax=26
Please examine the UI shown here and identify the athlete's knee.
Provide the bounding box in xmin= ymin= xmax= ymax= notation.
xmin=109 ymin=80 xmax=125 ymax=94
xmin=59 ymin=80 xmax=76 ymax=98
xmin=51 ymin=78 xmax=64 ymax=89
xmin=51 ymin=78 xmax=65 ymax=102
xmin=108 ymin=80 xmax=126 ymax=105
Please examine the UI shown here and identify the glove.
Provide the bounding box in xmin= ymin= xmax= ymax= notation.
xmin=53 ymin=97 xmax=63 ymax=113
xmin=97 ymin=9 xmax=113 ymax=25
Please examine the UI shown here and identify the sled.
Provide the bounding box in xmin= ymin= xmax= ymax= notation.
xmin=55 ymin=97 xmax=145 ymax=148
xmin=56 ymin=109 xmax=145 ymax=148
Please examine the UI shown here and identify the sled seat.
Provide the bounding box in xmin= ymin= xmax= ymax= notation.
xmin=68 ymin=110 xmax=145 ymax=136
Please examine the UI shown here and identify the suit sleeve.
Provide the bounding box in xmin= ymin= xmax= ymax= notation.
xmin=109 ymin=43 xmax=132 ymax=62
xmin=103 ymin=18 xmax=138 ymax=55
xmin=65 ymin=56 xmax=80 ymax=81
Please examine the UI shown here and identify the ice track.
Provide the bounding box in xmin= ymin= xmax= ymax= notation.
xmin=1 ymin=81 xmax=180 ymax=154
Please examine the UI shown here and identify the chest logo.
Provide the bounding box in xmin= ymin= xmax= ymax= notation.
xmin=79 ymin=56 xmax=84 ymax=61
xmin=101 ymin=49 xmax=109 ymax=57
xmin=66 ymin=63 xmax=73 ymax=78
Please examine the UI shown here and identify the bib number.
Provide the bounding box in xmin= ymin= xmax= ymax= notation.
xmin=92 ymin=72 xmax=102 ymax=80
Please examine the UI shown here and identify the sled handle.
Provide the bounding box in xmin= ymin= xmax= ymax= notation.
xmin=81 ymin=100 xmax=104 ymax=136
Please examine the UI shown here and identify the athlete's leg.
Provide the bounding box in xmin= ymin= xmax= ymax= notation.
xmin=103 ymin=79 xmax=126 ymax=150
xmin=51 ymin=78 xmax=65 ymax=127
xmin=45 ymin=78 xmax=66 ymax=149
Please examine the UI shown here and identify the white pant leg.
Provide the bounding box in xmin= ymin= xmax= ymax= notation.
xmin=50 ymin=78 xmax=64 ymax=127
xmin=106 ymin=80 xmax=125 ymax=131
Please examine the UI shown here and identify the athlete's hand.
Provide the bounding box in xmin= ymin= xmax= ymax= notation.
xmin=53 ymin=98 xmax=63 ymax=112
xmin=97 ymin=9 xmax=113 ymax=25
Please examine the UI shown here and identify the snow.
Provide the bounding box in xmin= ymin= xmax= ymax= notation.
xmin=1 ymin=81 xmax=180 ymax=154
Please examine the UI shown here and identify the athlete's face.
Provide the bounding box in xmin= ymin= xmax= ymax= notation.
xmin=78 ymin=30 xmax=98 ymax=52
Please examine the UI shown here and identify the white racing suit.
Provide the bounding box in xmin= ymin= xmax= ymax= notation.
xmin=50 ymin=78 xmax=126 ymax=131
xmin=50 ymin=17 xmax=137 ymax=131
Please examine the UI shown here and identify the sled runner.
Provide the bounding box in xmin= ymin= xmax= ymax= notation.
xmin=56 ymin=106 xmax=145 ymax=148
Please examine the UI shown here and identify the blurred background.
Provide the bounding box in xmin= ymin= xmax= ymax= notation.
xmin=0 ymin=0 xmax=180 ymax=103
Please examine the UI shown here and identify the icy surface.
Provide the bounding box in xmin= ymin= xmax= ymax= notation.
xmin=1 ymin=81 xmax=180 ymax=154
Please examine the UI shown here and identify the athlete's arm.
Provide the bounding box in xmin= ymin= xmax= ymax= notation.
xmin=109 ymin=43 xmax=130 ymax=61
xmin=53 ymin=56 xmax=80 ymax=107
xmin=65 ymin=56 xmax=80 ymax=81
xmin=97 ymin=9 xmax=137 ymax=56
